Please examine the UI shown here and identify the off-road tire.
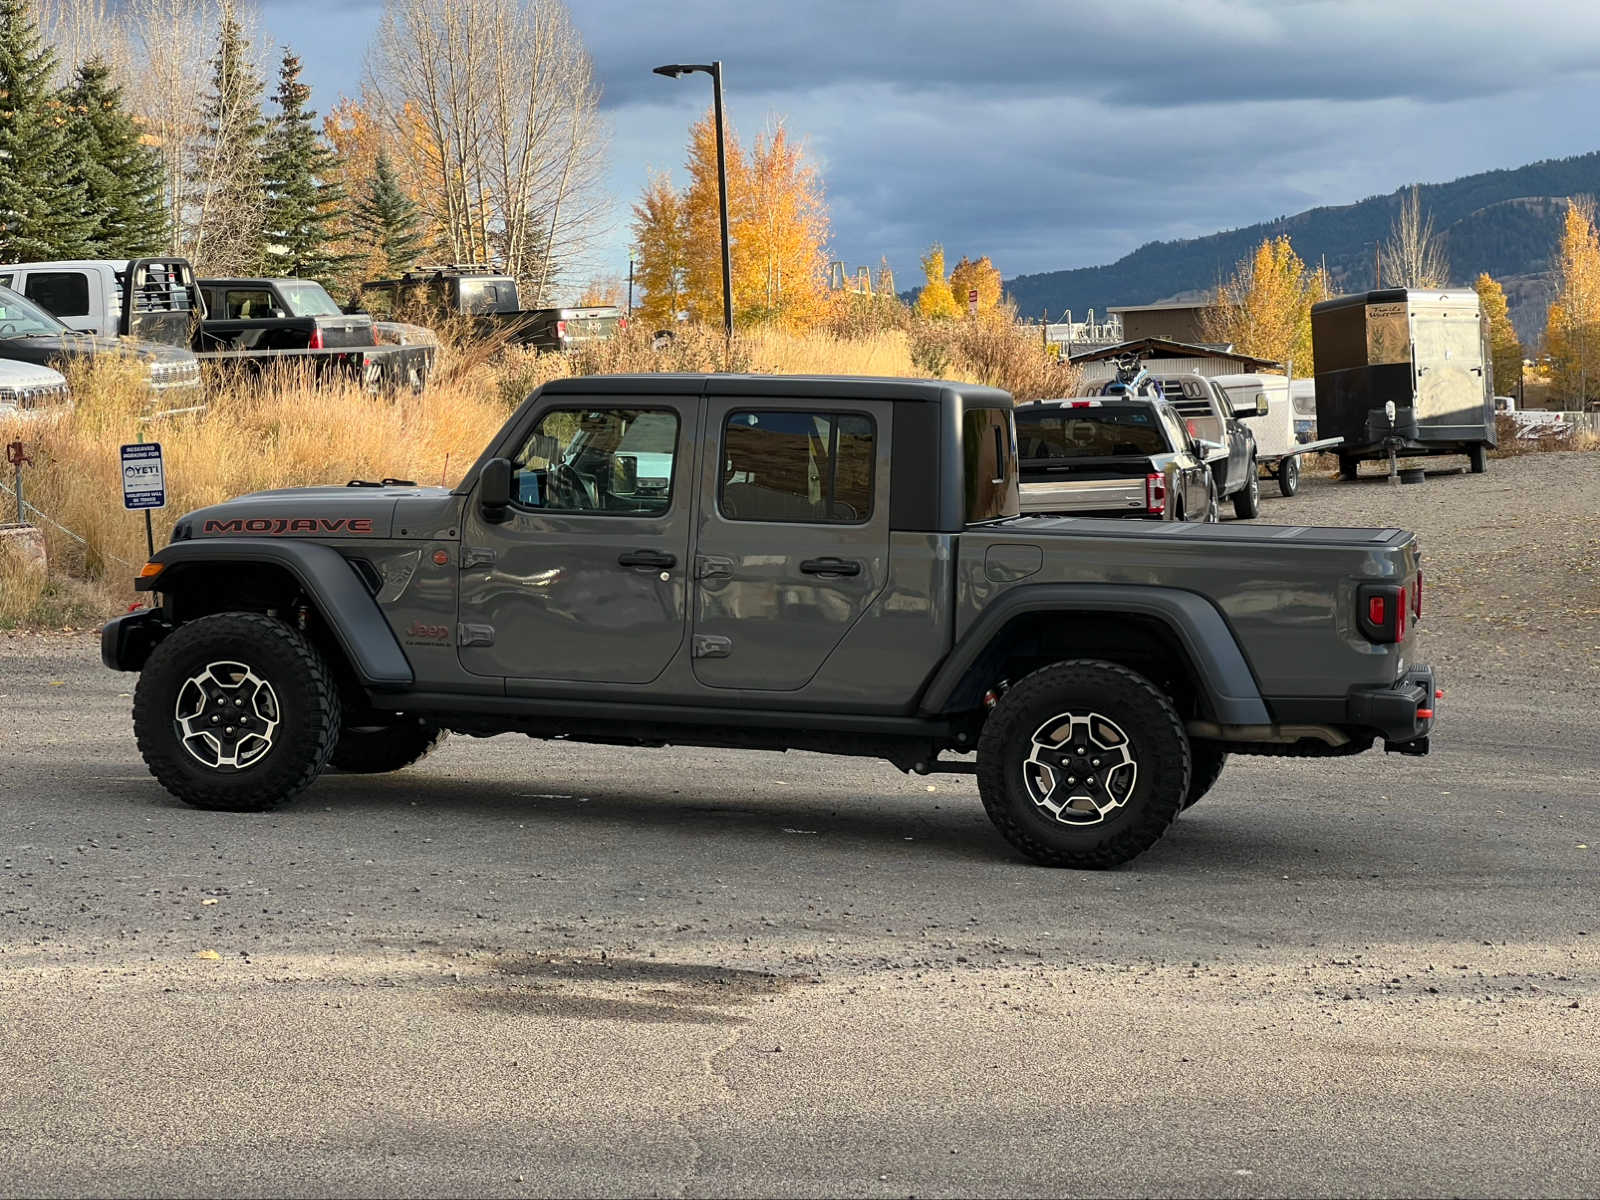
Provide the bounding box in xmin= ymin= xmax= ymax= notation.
xmin=330 ymin=719 xmax=447 ymax=774
xmin=1278 ymin=456 xmax=1300 ymax=497
xmin=1467 ymin=442 xmax=1488 ymax=474
xmin=1231 ymin=457 xmax=1261 ymax=519
xmin=1339 ymin=455 xmax=1359 ymax=481
xmin=133 ymin=612 xmax=340 ymax=812
xmin=977 ymin=660 xmax=1191 ymax=869
xmin=1182 ymin=740 xmax=1229 ymax=811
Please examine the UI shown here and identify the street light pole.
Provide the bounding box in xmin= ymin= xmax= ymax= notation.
xmin=654 ymin=61 xmax=734 ymax=345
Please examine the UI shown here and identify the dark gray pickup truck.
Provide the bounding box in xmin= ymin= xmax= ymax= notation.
xmin=102 ymin=374 xmax=1437 ymax=868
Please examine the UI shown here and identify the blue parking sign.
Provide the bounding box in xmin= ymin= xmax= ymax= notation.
xmin=121 ymin=442 xmax=166 ymax=511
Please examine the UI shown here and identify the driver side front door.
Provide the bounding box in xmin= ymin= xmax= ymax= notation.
xmin=457 ymin=397 xmax=700 ymax=685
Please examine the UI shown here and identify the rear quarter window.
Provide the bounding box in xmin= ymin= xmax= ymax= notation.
xmin=963 ymin=407 xmax=1020 ymax=523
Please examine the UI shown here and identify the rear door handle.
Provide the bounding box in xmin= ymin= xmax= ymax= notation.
xmin=799 ymin=557 xmax=862 ymax=577
xmin=618 ymin=549 xmax=676 ymax=570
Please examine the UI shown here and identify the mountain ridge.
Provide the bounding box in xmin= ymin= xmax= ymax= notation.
xmin=1000 ymin=151 xmax=1600 ymax=343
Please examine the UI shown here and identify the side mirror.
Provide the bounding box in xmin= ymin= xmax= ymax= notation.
xmin=613 ymin=453 xmax=639 ymax=495
xmin=1196 ymin=439 xmax=1224 ymax=458
xmin=1254 ymin=394 xmax=1270 ymax=417
xmin=479 ymin=457 xmax=512 ymax=522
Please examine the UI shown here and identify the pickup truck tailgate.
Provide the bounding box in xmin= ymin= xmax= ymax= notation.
xmin=1020 ymin=475 xmax=1146 ymax=515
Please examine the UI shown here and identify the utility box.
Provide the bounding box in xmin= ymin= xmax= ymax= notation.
xmin=1312 ymin=288 xmax=1496 ymax=474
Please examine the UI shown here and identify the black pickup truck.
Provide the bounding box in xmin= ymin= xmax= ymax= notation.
xmin=355 ymin=266 xmax=622 ymax=353
xmin=0 ymin=258 xmax=418 ymax=390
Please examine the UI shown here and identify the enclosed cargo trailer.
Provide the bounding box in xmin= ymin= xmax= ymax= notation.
xmin=1312 ymin=288 xmax=1496 ymax=475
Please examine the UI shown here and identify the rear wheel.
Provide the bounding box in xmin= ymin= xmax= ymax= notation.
xmin=133 ymin=613 xmax=340 ymax=812
xmin=1339 ymin=455 xmax=1359 ymax=481
xmin=1277 ymin=455 xmax=1300 ymax=496
xmin=1231 ymin=457 xmax=1261 ymax=519
xmin=330 ymin=718 xmax=447 ymax=774
xmin=977 ymin=660 xmax=1190 ymax=868
xmin=1467 ymin=442 xmax=1488 ymax=474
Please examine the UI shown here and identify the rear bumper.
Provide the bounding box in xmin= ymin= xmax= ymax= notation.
xmin=101 ymin=609 xmax=168 ymax=672
xmin=1346 ymin=664 xmax=1436 ymax=753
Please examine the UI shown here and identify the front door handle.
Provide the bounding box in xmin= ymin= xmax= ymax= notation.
xmin=799 ymin=557 xmax=862 ymax=577
xmin=618 ymin=549 xmax=677 ymax=570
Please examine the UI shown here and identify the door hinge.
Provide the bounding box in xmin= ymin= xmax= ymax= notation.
xmin=458 ymin=623 xmax=495 ymax=647
xmin=462 ymin=546 xmax=497 ymax=568
xmin=695 ymin=554 xmax=734 ymax=580
xmin=692 ymin=634 xmax=732 ymax=659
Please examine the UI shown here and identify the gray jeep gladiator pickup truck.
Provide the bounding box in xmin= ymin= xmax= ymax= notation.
xmin=102 ymin=374 xmax=1437 ymax=868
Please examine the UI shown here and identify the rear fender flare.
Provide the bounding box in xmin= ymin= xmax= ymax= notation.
xmin=919 ymin=583 xmax=1270 ymax=725
xmin=143 ymin=538 xmax=414 ymax=687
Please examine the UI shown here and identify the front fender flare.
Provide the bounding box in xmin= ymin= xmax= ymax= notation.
xmin=139 ymin=538 xmax=414 ymax=687
xmin=918 ymin=583 xmax=1270 ymax=725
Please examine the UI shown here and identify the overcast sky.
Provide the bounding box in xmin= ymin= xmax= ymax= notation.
xmin=264 ymin=0 xmax=1600 ymax=295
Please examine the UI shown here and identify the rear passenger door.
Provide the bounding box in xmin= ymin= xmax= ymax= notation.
xmin=691 ymin=399 xmax=891 ymax=691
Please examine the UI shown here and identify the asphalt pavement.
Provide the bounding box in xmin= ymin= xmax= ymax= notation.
xmin=2 ymin=618 xmax=1597 ymax=1197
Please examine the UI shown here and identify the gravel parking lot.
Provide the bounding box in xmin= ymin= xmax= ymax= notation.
xmin=2 ymin=452 xmax=1597 ymax=1198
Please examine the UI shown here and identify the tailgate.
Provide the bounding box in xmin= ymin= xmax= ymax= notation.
xmin=316 ymin=316 xmax=376 ymax=348
xmin=1020 ymin=476 xmax=1147 ymax=515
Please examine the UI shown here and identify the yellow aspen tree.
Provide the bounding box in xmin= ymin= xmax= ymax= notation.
xmin=947 ymin=254 xmax=1003 ymax=316
xmin=916 ymin=243 xmax=959 ymax=320
xmin=1201 ymin=235 xmax=1320 ymax=371
xmin=1543 ymin=199 xmax=1600 ymax=405
xmin=1473 ymin=273 xmax=1523 ymax=396
xmin=743 ymin=123 xmax=829 ymax=330
xmin=630 ymin=170 xmax=688 ymax=327
xmin=682 ymin=110 xmax=754 ymax=326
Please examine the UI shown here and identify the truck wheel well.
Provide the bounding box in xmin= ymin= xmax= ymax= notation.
xmin=947 ymin=611 xmax=1208 ymax=721
xmin=157 ymin=561 xmax=366 ymax=709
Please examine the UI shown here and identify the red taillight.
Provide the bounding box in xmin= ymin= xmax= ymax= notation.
xmin=1145 ymin=472 xmax=1167 ymax=515
xmin=308 ymin=327 xmax=324 ymax=350
xmin=1358 ymin=583 xmax=1407 ymax=643
xmin=1070 ymin=400 xmax=1093 ymax=408
xmin=556 ymin=319 xmax=568 ymax=338
xmin=1186 ymin=420 xmax=1198 ymax=437
xmin=618 ymin=316 xmax=628 ymax=331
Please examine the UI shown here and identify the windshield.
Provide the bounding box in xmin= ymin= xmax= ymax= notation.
xmin=277 ymin=281 xmax=343 ymax=318
xmin=1017 ymin=406 xmax=1170 ymax=459
xmin=0 ymin=285 xmax=69 ymax=337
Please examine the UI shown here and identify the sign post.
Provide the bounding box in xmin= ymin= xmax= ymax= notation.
xmin=120 ymin=442 xmax=166 ymax=559
xmin=968 ymin=287 xmax=979 ymax=317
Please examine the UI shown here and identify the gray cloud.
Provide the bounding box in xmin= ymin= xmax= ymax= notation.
xmin=267 ymin=0 xmax=1600 ymax=298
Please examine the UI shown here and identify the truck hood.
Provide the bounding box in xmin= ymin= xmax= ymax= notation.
xmin=0 ymin=332 xmax=196 ymax=368
xmin=178 ymin=484 xmax=453 ymax=541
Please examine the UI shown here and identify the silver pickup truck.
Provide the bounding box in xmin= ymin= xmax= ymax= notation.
xmin=1017 ymin=397 xmax=1220 ymax=522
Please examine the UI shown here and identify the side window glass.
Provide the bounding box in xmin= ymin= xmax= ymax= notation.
xmin=962 ymin=408 xmax=1017 ymax=523
xmin=511 ymin=407 xmax=678 ymax=517
xmin=720 ymin=410 xmax=875 ymax=524
xmin=225 ymin=289 xmax=276 ymax=320
xmin=24 ymin=271 xmax=91 ymax=318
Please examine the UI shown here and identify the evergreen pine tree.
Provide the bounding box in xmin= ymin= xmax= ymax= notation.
xmin=0 ymin=0 xmax=92 ymax=260
xmin=188 ymin=2 xmax=266 ymax=273
xmin=353 ymin=149 xmax=425 ymax=276
xmin=261 ymin=47 xmax=346 ymax=283
xmin=63 ymin=57 xmax=167 ymax=257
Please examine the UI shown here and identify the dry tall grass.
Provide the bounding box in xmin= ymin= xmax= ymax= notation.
xmin=0 ymin=319 xmax=1082 ymax=626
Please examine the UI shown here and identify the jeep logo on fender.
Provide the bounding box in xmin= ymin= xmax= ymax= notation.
xmin=405 ymin=621 xmax=450 ymax=642
xmin=201 ymin=517 xmax=375 ymax=535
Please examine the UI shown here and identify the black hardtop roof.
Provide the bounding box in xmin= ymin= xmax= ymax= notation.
xmin=537 ymin=373 xmax=1015 ymax=404
xmin=1017 ymin=396 xmax=1165 ymax=412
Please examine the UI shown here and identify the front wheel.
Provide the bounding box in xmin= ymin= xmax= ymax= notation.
xmin=1467 ymin=442 xmax=1488 ymax=474
xmin=1232 ymin=458 xmax=1261 ymax=519
xmin=133 ymin=612 xmax=341 ymax=811
xmin=977 ymin=660 xmax=1190 ymax=868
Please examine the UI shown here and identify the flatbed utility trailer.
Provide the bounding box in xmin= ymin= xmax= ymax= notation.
xmin=1311 ymin=288 xmax=1496 ymax=476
